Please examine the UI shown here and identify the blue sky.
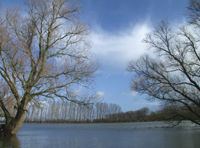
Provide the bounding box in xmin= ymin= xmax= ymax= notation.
xmin=79 ymin=0 xmax=189 ymax=112
xmin=2 ymin=0 xmax=189 ymax=112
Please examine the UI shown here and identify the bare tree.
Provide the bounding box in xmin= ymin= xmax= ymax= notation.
xmin=127 ymin=0 xmax=200 ymax=126
xmin=186 ymin=0 xmax=200 ymax=27
xmin=0 ymin=0 xmax=98 ymax=136
xmin=0 ymin=81 xmax=15 ymax=123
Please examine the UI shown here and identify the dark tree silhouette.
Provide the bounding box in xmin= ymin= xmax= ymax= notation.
xmin=0 ymin=0 xmax=98 ymax=136
xmin=128 ymin=0 xmax=200 ymax=126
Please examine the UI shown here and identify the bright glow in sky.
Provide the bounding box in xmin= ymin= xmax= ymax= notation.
xmin=2 ymin=0 xmax=189 ymax=112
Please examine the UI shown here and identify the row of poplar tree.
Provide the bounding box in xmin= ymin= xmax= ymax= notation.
xmin=24 ymin=100 xmax=122 ymax=123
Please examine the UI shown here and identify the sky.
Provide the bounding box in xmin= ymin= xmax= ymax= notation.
xmin=78 ymin=0 xmax=189 ymax=112
xmin=2 ymin=0 xmax=189 ymax=112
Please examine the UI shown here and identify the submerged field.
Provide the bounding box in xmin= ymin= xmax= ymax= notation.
xmin=0 ymin=121 xmax=200 ymax=148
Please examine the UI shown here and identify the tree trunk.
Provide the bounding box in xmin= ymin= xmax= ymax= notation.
xmin=0 ymin=110 xmax=25 ymax=136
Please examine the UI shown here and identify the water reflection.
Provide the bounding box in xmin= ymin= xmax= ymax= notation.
xmin=0 ymin=122 xmax=200 ymax=148
xmin=0 ymin=136 xmax=21 ymax=148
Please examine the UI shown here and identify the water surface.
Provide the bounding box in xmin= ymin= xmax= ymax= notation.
xmin=0 ymin=121 xmax=200 ymax=148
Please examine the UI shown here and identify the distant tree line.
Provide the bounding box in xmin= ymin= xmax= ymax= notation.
xmin=1 ymin=98 xmax=199 ymax=124
xmin=93 ymin=107 xmax=150 ymax=123
xmin=148 ymin=104 xmax=200 ymax=125
xmin=93 ymin=105 xmax=200 ymax=123
xmin=22 ymin=101 xmax=122 ymax=123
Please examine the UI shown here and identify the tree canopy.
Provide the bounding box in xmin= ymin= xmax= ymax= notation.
xmin=127 ymin=0 xmax=200 ymax=125
xmin=0 ymin=0 xmax=98 ymax=136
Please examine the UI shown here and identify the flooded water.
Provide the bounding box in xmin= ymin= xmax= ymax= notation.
xmin=0 ymin=121 xmax=200 ymax=148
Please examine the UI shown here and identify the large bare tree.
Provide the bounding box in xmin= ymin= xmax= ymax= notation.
xmin=127 ymin=0 xmax=200 ymax=126
xmin=0 ymin=0 xmax=98 ymax=136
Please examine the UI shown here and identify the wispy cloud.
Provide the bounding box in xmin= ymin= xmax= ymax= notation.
xmin=90 ymin=22 xmax=153 ymax=70
xmin=106 ymin=73 xmax=112 ymax=78
xmin=122 ymin=91 xmax=138 ymax=97
xmin=90 ymin=19 xmax=188 ymax=72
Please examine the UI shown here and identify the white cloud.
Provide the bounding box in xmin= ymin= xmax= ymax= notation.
xmin=72 ymin=90 xmax=82 ymax=96
xmin=90 ymin=19 xmax=189 ymax=72
xmin=122 ymin=91 xmax=138 ymax=97
xmin=90 ymin=22 xmax=153 ymax=70
xmin=130 ymin=91 xmax=138 ymax=97
xmin=95 ymin=91 xmax=105 ymax=99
